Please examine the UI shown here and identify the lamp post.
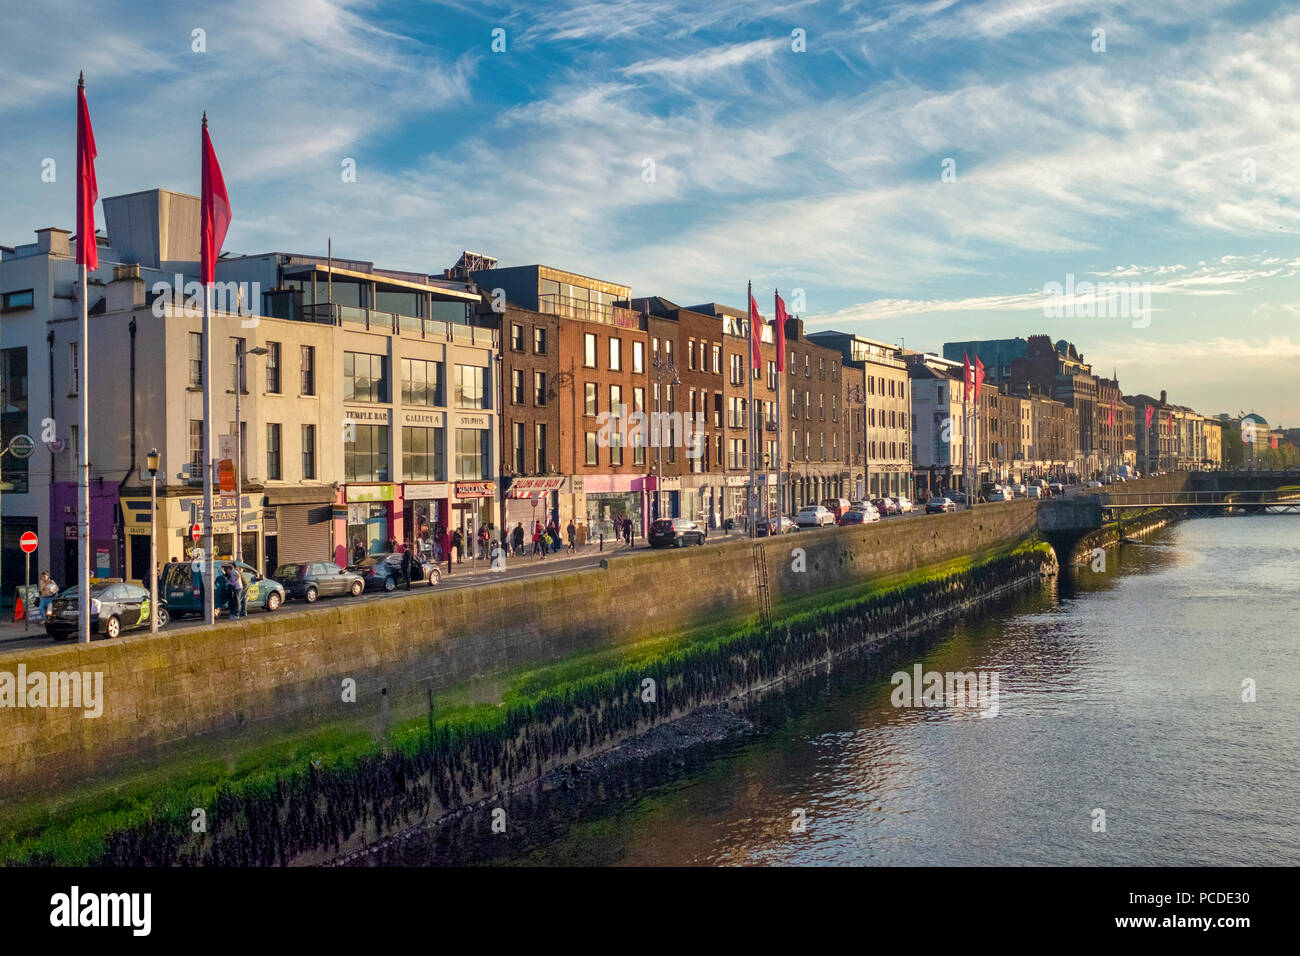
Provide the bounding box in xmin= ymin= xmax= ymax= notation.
xmin=230 ymin=344 xmax=268 ymax=566
xmin=847 ymin=384 xmax=868 ymax=499
xmin=147 ymin=448 xmax=159 ymax=634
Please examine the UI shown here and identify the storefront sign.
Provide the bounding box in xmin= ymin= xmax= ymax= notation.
xmin=454 ymin=480 xmax=495 ymax=498
xmin=658 ymin=476 xmax=682 ymax=490
xmin=347 ymin=484 xmax=395 ymax=502
xmin=569 ymin=476 xmax=584 ymax=494
xmin=332 ymin=506 xmax=349 ymax=521
xmin=344 ymin=407 xmax=390 ymax=424
xmin=401 ymin=410 xmax=445 ymax=427
xmin=403 ymin=482 xmax=449 ymax=499
xmin=508 ymin=476 xmax=566 ymax=497
xmin=725 ymin=475 xmax=748 ymax=487
xmin=454 ymin=413 xmax=491 ymax=429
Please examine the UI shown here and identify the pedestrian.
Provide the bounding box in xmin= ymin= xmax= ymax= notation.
xmin=37 ymin=571 xmax=59 ymax=622
xmin=237 ymin=565 xmax=250 ymax=618
xmin=352 ymin=538 xmax=365 ymax=565
xmin=623 ymin=516 xmax=633 ymax=546
xmin=532 ymin=523 xmax=543 ymax=558
xmin=566 ymin=519 xmax=576 ymax=552
xmin=451 ymin=528 xmax=463 ymax=564
xmin=401 ymin=544 xmax=414 ymax=590
xmin=512 ymin=522 xmax=525 ymax=557
xmin=387 ymin=537 xmax=397 ymax=554
xmin=224 ymin=564 xmax=241 ymax=619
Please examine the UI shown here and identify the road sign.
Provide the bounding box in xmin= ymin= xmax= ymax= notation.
xmin=8 ymin=434 xmax=36 ymax=459
xmin=191 ymin=523 xmax=201 ymax=542
xmin=19 ymin=531 xmax=38 ymax=553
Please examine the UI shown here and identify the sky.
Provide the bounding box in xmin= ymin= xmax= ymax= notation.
xmin=2 ymin=0 xmax=1298 ymax=425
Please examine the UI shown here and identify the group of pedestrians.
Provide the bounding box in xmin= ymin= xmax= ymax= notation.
xmin=507 ymin=519 xmax=578 ymax=559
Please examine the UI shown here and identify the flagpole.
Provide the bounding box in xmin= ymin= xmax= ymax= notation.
xmin=747 ymin=280 xmax=756 ymax=538
xmin=774 ymin=290 xmax=782 ymax=521
xmin=76 ymin=73 xmax=92 ymax=645
xmin=78 ymin=256 xmax=90 ymax=643
xmin=202 ymin=113 xmax=216 ymax=626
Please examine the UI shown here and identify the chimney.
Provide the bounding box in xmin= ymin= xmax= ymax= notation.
xmin=107 ymin=262 xmax=146 ymax=311
xmin=1159 ymin=390 xmax=1167 ymax=405
xmin=35 ymin=227 xmax=72 ymax=257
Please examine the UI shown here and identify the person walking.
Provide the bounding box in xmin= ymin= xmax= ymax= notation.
xmin=401 ymin=544 xmax=414 ymax=591
xmin=224 ymin=564 xmax=242 ymax=619
xmin=352 ymin=538 xmax=365 ymax=565
xmin=566 ymin=519 xmax=576 ymax=552
xmin=238 ymin=565 xmax=250 ymax=618
xmin=451 ymin=528 xmax=463 ymax=564
xmin=512 ymin=522 xmax=525 ymax=557
xmin=532 ymin=522 xmax=543 ymax=559
xmin=36 ymin=571 xmax=59 ymax=622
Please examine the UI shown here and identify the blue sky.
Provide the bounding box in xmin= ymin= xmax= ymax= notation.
xmin=2 ymin=0 xmax=1298 ymax=424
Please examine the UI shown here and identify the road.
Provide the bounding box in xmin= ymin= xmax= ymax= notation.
xmin=0 ymin=486 xmax=1086 ymax=652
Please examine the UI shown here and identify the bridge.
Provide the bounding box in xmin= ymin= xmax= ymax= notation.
xmin=1100 ymin=489 xmax=1300 ymax=514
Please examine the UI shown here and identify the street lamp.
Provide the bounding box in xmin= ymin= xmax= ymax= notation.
xmin=229 ymin=344 xmax=268 ymax=566
xmin=651 ymin=354 xmax=679 ymax=520
xmin=146 ymin=447 xmax=159 ymax=634
xmin=847 ymin=384 xmax=869 ymax=499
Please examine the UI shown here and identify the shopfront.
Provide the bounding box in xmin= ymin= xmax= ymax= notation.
xmin=345 ymin=484 xmax=394 ymax=559
xmin=453 ymin=480 xmax=495 ymax=558
xmin=583 ymin=474 xmax=649 ymax=540
xmin=265 ymin=488 xmax=335 ymax=574
xmin=506 ymin=476 xmax=565 ymax=535
xmin=166 ymin=494 xmax=263 ymax=567
xmin=402 ymin=481 xmax=449 ymax=560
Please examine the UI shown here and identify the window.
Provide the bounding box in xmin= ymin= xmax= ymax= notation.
xmin=511 ymin=323 xmax=524 ymax=352
xmin=699 ymin=340 xmax=707 ymax=371
xmin=265 ymin=342 xmax=281 ymax=393
xmin=454 ymin=364 xmax=486 ymax=409
xmin=188 ymin=420 xmax=204 ymax=473
xmin=804 ymin=355 xmax=811 ymax=377
xmin=454 ymin=428 xmax=490 ymax=479
xmin=344 ymin=351 xmax=388 ymax=403
xmin=511 ymin=369 xmax=525 ymax=404
xmin=712 ymin=344 xmax=721 ymax=374
xmin=609 ymin=337 xmax=622 ymax=371
xmin=610 ymin=384 xmax=622 ymax=416
xmin=301 ymin=424 xmax=316 ymax=480
xmin=688 ymin=339 xmax=697 ymax=370
xmin=231 ymin=337 xmax=246 ymax=392
xmin=266 ymin=423 xmax=282 ymax=480
xmin=403 ymin=426 xmax=445 ymax=481
xmin=533 ymin=327 xmax=547 ymax=354
xmin=345 ymin=424 xmax=390 ymax=481
xmin=610 ymin=427 xmax=623 ymax=466
xmin=585 ymin=382 xmax=598 ymax=416
xmin=1 ymin=289 xmax=34 ymax=312
xmin=512 ymin=422 xmax=526 ymax=473
xmin=189 ymin=333 xmax=203 ymax=387
xmin=535 ymin=423 xmax=548 ymax=473
xmin=534 ymin=371 xmax=547 ymax=406
xmin=633 ymin=387 xmax=645 ymax=413
xmin=401 ymin=358 xmax=444 ymax=406
xmin=633 ymin=341 xmax=644 ymax=373
xmin=300 ymin=345 xmax=315 ymax=395
xmin=69 ymin=342 xmax=79 ymax=395
xmin=730 ymin=353 xmax=744 ymax=386
xmin=584 ymin=332 xmax=597 ymax=367
xmin=585 ymin=432 xmax=598 ymax=466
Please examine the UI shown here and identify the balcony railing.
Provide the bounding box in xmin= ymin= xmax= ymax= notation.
xmin=539 ymin=294 xmax=641 ymax=328
xmin=298 ymin=304 xmax=498 ymax=347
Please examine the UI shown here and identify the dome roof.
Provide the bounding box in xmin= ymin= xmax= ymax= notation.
xmin=1242 ymin=412 xmax=1268 ymax=426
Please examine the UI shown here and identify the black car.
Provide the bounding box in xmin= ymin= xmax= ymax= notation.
xmin=347 ymin=552 xmax=442 ymax=591
xmin=45 ymin=582 xmax=164 ymax=641
xmin=274 ymin=561 xmax=366 ymax=602
xmin=648 ymin=517 xmax=706 ymax=548
xmin=925 ymin=497 xmax=957 ymax=514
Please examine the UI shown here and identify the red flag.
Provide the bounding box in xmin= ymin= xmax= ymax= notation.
xmin=963 ymin=353 xmax=973 ymax=402
xmin=974 ymin=355 xmax=985 ymax=395
xmin=748 ymin=291 xmax=764 ymax=369
xmin=1107 ymin=403 xmax=1115 ymax=428
xmin=773 ymin=290 xmax=788 ymax=373
xmin=201 ymin=114 xmax=231 ymax=286
xmin=1165 ymin=411 xmax=1173 ymax=433
xmin=76 ymin=74 xmax=99 ymax=271
xmin=1144 ymin=405 xmax=1154 ymax=430
xmin=1271 ymin=434 xmax=1278 ymax=450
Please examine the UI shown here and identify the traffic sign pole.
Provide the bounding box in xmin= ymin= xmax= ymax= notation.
xmin=19 ymin=530 xmax=38 ymax=631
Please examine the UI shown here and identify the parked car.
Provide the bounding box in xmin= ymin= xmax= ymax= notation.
xmin=795 ymin=505 xmax=836 ymax=527
xmin=926 ymin=496 xmax=957 ymax=514
xmin=349 ymin=552 xmax=443 ymax=590
xmin=45 ymin=582 xmax=165 ymax=640
xmin=871 ymin=497 xmax=899 ymax=516
xmin=948 ymin=491 xmax=969 ymax=505
xmin=839 ymin=507 xmax=880 ymax=525
xmin=820 ymin=498 xmax=852 ymax=520
xmin=756 ymin=515 xmax=798 ymax=536
xmin=274 ymin=561 xmax=366 ymax=602
xmin=893 ymin=497 xmax=914 ymax=514
xmin=161 ymin=560 xmax=284 ymax=618
xmin=649 ymin=517 xmax=707 ymax=547
xmin=986 ymin=489 xmax=1010 ymax=502
xmin=1026 ymin=485 xmax=1044 ymax=499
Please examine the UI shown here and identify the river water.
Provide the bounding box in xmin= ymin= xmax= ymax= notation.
xmin=379 ymin=515 xmax=1300 ymax=866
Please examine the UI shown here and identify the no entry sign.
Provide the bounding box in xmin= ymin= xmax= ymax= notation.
xmin=19 ymin=531 xmax=38 ymax=554
xmin=191 ymin=523 xmax=202 ymax=542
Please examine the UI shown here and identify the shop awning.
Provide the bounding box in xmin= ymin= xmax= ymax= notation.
xmin=507 ymin=476 xmax=566 ymax=498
